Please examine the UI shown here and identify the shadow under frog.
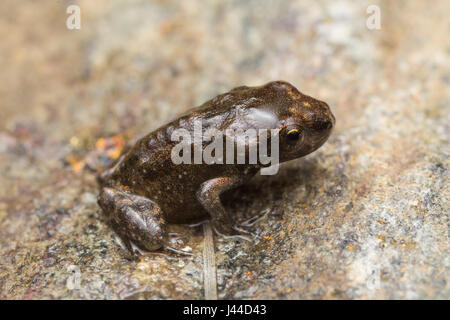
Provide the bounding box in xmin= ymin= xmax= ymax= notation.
xmin=222 ymin=162 xmax=324 ymax=220
xmin=97 ymin=81 xmax=335 ymax=253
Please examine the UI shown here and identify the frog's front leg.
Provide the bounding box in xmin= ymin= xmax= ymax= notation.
xmin=196 ymin=176 xmax=244 ymax=235
xmin=98 ymin=187 xmax=166 ymax=252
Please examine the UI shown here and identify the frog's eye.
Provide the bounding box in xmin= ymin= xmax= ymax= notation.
xmin=286 ymin=126 xmax=301 ymax=145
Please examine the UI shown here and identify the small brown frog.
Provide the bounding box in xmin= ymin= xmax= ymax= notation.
xmin=98 ymin=81 xmax=335 ymax=252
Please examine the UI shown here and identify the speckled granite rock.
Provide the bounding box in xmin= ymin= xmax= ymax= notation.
xmin=0 ymin=0 xmax=448 ymax=299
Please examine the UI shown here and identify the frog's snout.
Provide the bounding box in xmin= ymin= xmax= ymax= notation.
xmin=314 ymin=116 xmax=334 ymax=131
xmin=313 ymin=104 xmax=335 ymax=132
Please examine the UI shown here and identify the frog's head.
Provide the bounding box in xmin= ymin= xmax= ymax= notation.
xmin=257 ymin=81 xmax=335 ymax=163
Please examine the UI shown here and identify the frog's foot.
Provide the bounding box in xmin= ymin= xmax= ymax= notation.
xmin=98 ymin=187 xmax=167 ymax=252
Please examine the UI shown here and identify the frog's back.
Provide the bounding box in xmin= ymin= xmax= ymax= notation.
xmin=99 ymin=85 xmax=268 ymax=222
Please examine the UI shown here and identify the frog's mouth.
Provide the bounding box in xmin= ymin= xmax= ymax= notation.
xmin=305 ymin=127 xmax=334 ymax=154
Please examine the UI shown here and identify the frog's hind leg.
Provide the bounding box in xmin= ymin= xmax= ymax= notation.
xmin=98 ymin=187 xmax=166 ymax=252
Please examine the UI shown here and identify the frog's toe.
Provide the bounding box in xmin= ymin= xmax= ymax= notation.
xmin=211 ymin=220 xmax=240 ymax=236
xmin=212 ymin=223 xmax=252 ymax=242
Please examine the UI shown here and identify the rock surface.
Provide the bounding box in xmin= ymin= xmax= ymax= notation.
xmin=0 ymin=0 xmax=448 ymax=299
